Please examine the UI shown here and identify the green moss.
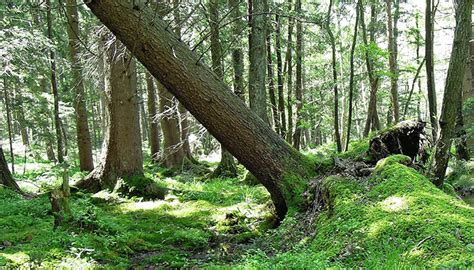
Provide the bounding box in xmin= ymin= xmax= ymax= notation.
xmin=373 ymin=154 xmax=412 ymax=175
xmin=338 ymin=139 xmax=370 ymax=161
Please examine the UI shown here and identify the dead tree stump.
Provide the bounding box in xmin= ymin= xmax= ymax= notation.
xmin=368 ymin=121 xmax=429 ymax=163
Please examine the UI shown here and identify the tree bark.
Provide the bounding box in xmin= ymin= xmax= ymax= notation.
xmin=345 ymin=0 xmax=361 ymax=151
xmin=146 ymin=72 xmax=160 ymax=162
xmin=326 ymin=0 xmax=342 ymax=152
xmin=229 ymin=0 xmax=246 ymax=102
xmin=267 ymin=29 xmax=280 ymax=133
xmin=46 ymin=0 xmax=64 ymax=164
xmin=292 ymin=0 xmax=303 ymax=150
xmin=275 ymin=12 xmax=286 ymax=138
xmin=0 ymin=146 xmax=23 ymax=195
xmin=3 ymin=78 xmax=15 ymax=174
xmin=76 ymin=37 xmax=143 ymax=191
xmin=83 ymin=0 xmax=313 ymax=220
xmin=65 ymin=0 xmax=94 ymax=171
xmin=425 ymin=0 xmax=438 ymax=140
xmin=285 ymin=0 xmax=294 ymax=142
xmin=386 ymin=0 xmax=400 ymax=124
xmin=209 ymin=0 xmax=237 ymax=178
xmin=249 ymin=0 xmax=269 ymax=124
xmin=432 ymin=0 xmax=471 ymax=186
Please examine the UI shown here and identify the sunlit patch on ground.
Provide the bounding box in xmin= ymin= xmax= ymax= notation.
xmin=380 ymin=196 xmax=409 ymax=212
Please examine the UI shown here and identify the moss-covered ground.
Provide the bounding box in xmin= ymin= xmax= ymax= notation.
xmin=1 ymin=143 xmax=473 ymax=268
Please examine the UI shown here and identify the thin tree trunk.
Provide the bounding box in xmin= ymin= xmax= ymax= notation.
xmin=386 ymin=0 xmax=400 ymax=124
xmin=267 ymin=30 xmax=280 ymax=133
xmin=432 ymin=0 xmax=471 ymax=186
xmin=139 ymin=79 xmax=149 ymax=143
xmin=3 ymin=78 xmax=15 ymax=174
xmin=209 ymin=0 xmax=237 ymax=178
xmin=327 ymin=0 xmax=342 ymax=152
xmin=345 ymin=0 xmax=361 ymax=152
xmin=46 ymin=0 xmax=64 ymax=163
xmin=65 ymin=0 xmax=94 ymax=171
xmin=275 ymin=12 xmax=286 ymax=138
xmin=292 ymin=0 xmax=303 ymax=150
xmin=426 ymin=0 xmax=438 ymax=140
xmin=285 ymin=0 xmax=294 ymax=142
xmin=146 ymin=72 xmax=160 ymax=162
xmin=229 ymin=0 xmax=245 ymax=102
xmin=84 ymin=0 xmax=314 ymax=220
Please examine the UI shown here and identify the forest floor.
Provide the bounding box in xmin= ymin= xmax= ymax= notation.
xmin=0 ymin=141 xmax=473 ymax=269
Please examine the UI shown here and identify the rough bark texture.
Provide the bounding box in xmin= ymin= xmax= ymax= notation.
xmin=267 ymin=32 xmax=280 ymax=133
xmin=285 ymin=0 xmax=294 ymax=142
xmin=83 ymin=0 xmax=313 ymax=220
xmin=146 ymin=72 xmax=160 ymax=162
xmin=249 ymin=0 xmax=269 ymax=123
xmin=65 ymin=0 xmax=94 ymax=172
xmin=386 ymin=0 xmax=400 ymax=124
xmin=327 ymin=0 xmax=342 ymax=152
xmin=46 ymin=0 xmax=64 ymax=163
xmin=292 ymin=0 xmax=303 ymax=150
xmin=76 ymin=38 xmax=143 ymax=191
xmin=229 ymin=0 xmax=245 ymax=102
xmin=425 ymin=0 xmax=438 ymax=140
xmin=0 ymin=146 xmax=23 ymax=194
xmin=432 ymin=0 xmax=472 ymax=186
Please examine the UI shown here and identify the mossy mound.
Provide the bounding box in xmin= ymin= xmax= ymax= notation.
xmin=115 ymin=176 xmax=167 ymax=200
xmin=315 ymin=157 xmax=474 ymax=268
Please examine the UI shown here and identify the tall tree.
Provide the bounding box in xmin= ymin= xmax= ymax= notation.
xmin=362 ymin=1 xmax=380 ymax=136
xmin=386 ymin=0 xmax=400 ymax=124
xmin=146 ymin=72 xmax=160 ymax=162
xmin=425 ymin=0 xmax=438 ymax=140
xmin=209 ymin=0 xmax=237 ymax=178
xmin=275 ymin=12 xmax=286 ymax=138
xmin=431 ymin=0 xmax=472 ymax=187
xmin=267 ymin=27 xmax=280 ymax=133
xmin=3 ymin=78 xmax=15 ymax=174
xmin=76 ymin=37 xmax=143 ymax=191
xmin=292 ymin=0 xmax=303 ymax=150
xmin=229 ymin=0 xmax=246 ymax=102
xmin=46 ymin=0 xmax=64 ymax=163
xmin=249 ymin=0 xmax=269 ymax=123
xmin=326 ymin=0 xmax=342 ymax=152
xmin=345 ymin=0 xmax=361 ymax=151
xmin=83 ymin=0 xmax=314 ymax=220
xmin=285 ymin=0 xmax=294 ymax=142
xmin=0 ymin=146 xmax=24 ymax=195
xmin=64 ymin=0 xmax=94 ymax=171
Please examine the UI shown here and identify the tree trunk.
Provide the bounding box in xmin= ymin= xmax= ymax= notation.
xmin=285 ymin=0 xmax=294 ymax=142
xmin=229 ymin=0 xmax=246 ymax=102
xmin=249 ymin=0 xmax=269 ymax=124
xmin=292 ymin=0 xmax=303 ymax=150
xmin=46 ymin=0 xmax=64 ymax=164
xmin=3 ymin=78 xmax=15 ymax=174
xmin=76 ymin=37 xmax=143 ymax=191
xmin=0 ymin=146 xmax=23 ymax=195
xmin=83 ymin=0 xmax=313 ymax=220
xmin=209 ymin=0 xmax=237 ymax=178
xmin=345 ymin=0 xmax=361 ymax=151
xmin=327 ymin=0 xmax=342 ymax=152
xmin=146 ymin=72 xmax=160 ymax=162
xmin=386 ymin=0 xmax=400 ymax=124
xmin=65 ymin=0 xmax=94 ymax=171
xmin=275 ymin=12 xmax=286 ymax=138
xmin=158 ymin=82 xmax=186 ymax=169
xmin=432 ymin=0 xmax=471 ymax=186
xmin=425 ymin=0 xmax=438 ymax=140
xmin=267 ymin=29 xmax=280 ymax=133
xmin=139 ymin=80 xmax=149 ymax=143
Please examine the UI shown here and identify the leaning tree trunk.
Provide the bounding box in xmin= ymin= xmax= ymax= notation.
xmin=0 ymin=146 xmax=24 ymax=195
xmin=432 ymin=0 xmax=471 ymax=187
xmin=65 ymin=0 xmax=94 ymax=172
xmin=83 ymin=0 xmax=313 ymax=220
xmin=76 ymin=38 xmax=143 ymax=191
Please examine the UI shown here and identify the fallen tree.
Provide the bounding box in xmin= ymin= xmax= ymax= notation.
xmin=82 ymin=0 xmax=314 ymax=220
